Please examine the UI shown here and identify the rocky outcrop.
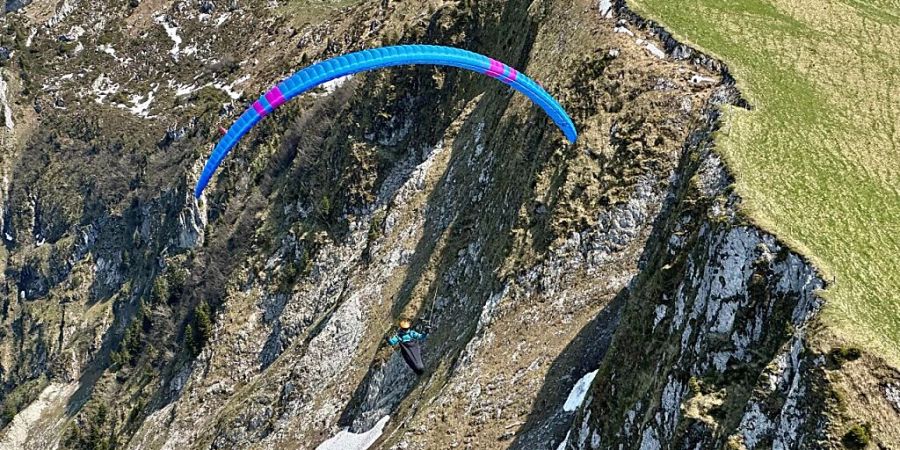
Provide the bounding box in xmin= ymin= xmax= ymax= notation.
xmin=564 ymin=12 xmax=865 ymax=446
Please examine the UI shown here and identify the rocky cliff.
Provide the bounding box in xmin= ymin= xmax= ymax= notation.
xmin=0 ymin=0 xmax=897 ymax=449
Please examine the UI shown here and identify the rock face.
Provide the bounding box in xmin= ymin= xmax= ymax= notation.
xmin=0 ymin=0 xmax=897 ymax=449
xmin=568 ymin=86 xmax=831 ymax=449
xmin=562 ymin=9 xmax=900 ymax=450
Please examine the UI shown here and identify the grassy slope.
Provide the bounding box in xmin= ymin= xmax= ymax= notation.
xmin=625 ymin=0 xmax=900 ymax=364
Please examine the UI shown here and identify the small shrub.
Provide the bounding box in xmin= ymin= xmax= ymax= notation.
xmin=111 ymin=311 xmax=147 ymax=369
xmin=725 ymin=436 xmax=745 ymax=450
xmin=152 ymin=267 xmax=188 ymax=304
xmin=167 ymin=267 xmax=188 ymax=303
xmin=368 ymin=210 xmax=386 ymax=242
xmin=842 ymin=422 xmax=871 ymax=449
xmin=150 ymin=276 xmax=169 ymax=303
xmin=319 ymin=194 xmax=331 ymax=217
xmin=186 ymin=302 xmax=213 ymax=356
xmin=64 ymin=404 xmax=111 ymax=450
xmin=829 ymin=346 xmax=863 ymax=366
xmin=108 ymin=91 xmax=130 ymax=105
xmin=184 ymin=324 xmax=197 ymax=356
xmin=276 ymin=262 xmax=299 ymax=294
xmin=688 ymin=376 xmax=702 ymax=394
xmin=71 ymin=273 xmax=84 ymax=289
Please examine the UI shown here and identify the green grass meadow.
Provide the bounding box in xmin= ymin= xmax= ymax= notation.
xmin=626 ymin=0 xmax=900 ymax=363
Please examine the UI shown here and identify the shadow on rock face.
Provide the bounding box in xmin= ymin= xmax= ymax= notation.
xmin=508 ymin=289 xmax=626 ymax=450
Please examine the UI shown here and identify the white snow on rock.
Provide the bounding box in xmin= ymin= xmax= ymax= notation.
xmin=215 ymin=13 xmax=231 ymax=27
xmin=155 ymin=16 xmax=183 ymax=59
xmin=738 ymin=403 xmax=773 ymax=448
xmin=316 ymin=415 xmax=390 ymax=450
xmin=0 ymin=72 xmax=14 ymax=130
xmin=174 ymin=83 xmax=198 ymax=96
xmin=214 ymin=74 xmax=250 ymax=100
xmin=25 ymin=28 xmax=37 ymax=47
xmin=182 ymin=44 xmax=198 ymax=57
xmin=97 ymin=43 xmax=116 ymax=58
xmin=639 ymin=427 xmax=660 ymax=450
xmin=61 ymin=25 xmax=85 ymax=42
xmin=653 ymin=304 xmax=667 ymax=330
xmin=92 ymin=73 xmax=120 ymax=103
xmin=556 ymin=430 xmax=571 ymax=450
xmin=48 ymin=0 xmax=75 ymax=27
xmin=314 ymin=75 xmax=354 ymax=96
xmin=172 ymin=74 xmax=248 ymax=100
xmin=564 ymin=370 xmax=599 ymax=412
xmin=128 ymin=86 xmax=158 ymax=117
xmin=599 ymin=0 xmax=613 ymax=17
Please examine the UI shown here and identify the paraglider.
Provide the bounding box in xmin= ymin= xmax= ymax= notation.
xmin=193 ymin=45 xmax=577 ymax=197
xmin=386 ymin=318 xmax=429 ymax=375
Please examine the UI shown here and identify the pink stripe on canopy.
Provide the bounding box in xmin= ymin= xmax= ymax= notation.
xmin=264 ymin=87 xmax=287 ymax=109
xmin=485 ymin=59 xmax=505 ymax=78
xmin=252 ymin=101 xmax=267 ymax=116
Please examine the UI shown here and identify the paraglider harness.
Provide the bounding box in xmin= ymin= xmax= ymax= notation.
xmin=385 ymin=292 xmax=437 ymax=375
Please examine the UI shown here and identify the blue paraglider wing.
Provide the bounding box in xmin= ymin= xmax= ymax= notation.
xmin=195 ymin=45 xmax=577 ymax=197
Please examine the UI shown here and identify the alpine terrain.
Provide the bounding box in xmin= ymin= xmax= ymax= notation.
xmin=0 ymin=0 xmax=897 ymax=449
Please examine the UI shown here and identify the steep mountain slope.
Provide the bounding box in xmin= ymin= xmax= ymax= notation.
xmin=0 ymin=0 xmax=896 ymax=449
xmin=628 ymin=0 xmax=900 ymax=365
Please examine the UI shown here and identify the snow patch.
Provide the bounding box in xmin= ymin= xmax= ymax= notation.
xmin=92 ymin=74 xmax=120 ymax=103
xmin=25 ymin=29 xmax=37 ymax=47
xmin=556 ymin=430 xmax=571 ymax=450
xmin=316 ymin=415 xmax=389 ymax=450
xmin=578 ymin=409 xmax=592 ymax=447
xmin=883 ymin=383 xmax=900 ymax=413
xmin=314 ymin=75 xmax=353 ymax=96
xmin=653 ymin=304 xmax=667 ymax=329
xmin=739 ymin=403 xmax=774 ymax=448
xmin=0 ymin=72 xmax=14 ymax=130
xmin=61 ymin=25 xmax=85 ymax=42
xmin=599 ymin=0 xmax=613 ymax=17
xmin=214 ymin=74 xmax=250 ymax=100
xmin=639 ymin=427 xmax=660 ymax=450
xmin=564 ymin=370 xmax=599 ymax=412
xmin=591 ymin=430 xmax=602 ymax=449
xmin=215 ymin=13 xmax=231 ymax=27
xmin=48 ymin=0 xmax=75 ymax=27
xmin=182 ymin=44 xmax=198 ymax=57
xmin=128 ymin=86 xmax=158 ymax=117
xmin=175 ymin=83 xmax=198 ymax=96
xmin=97 ymin=44 xmax=116 ymax=58
xmin=155 ymin=16 xmax=183 ymax=60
